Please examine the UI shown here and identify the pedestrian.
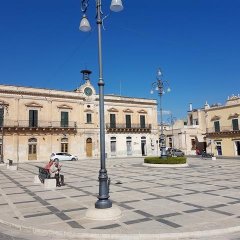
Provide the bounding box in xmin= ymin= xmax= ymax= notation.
xmin=50 ymin=159 xmax=64 ymax=187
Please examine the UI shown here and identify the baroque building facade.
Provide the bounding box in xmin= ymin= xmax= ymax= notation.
xmin=205 ymin=95 xmax=240 ymax=157
xmin=0 ymin=71 xmax=158 ymax=163
xmin=164 ymin=96 xmax=240 ymax=157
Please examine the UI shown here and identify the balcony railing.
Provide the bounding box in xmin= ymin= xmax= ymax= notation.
xmin=1 ymin=120 xmax=77 ymax=128
xmin=207 ymin=126 xmax=240 ymax=134
xmin=106 ymin=123 xmax=151 ymax=132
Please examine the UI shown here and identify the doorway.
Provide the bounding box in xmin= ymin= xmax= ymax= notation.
xmin=216 ymin=141 xmax=222 ymax=156
xmin=141 ymin=136 xmax=146 ymax=156
xmin=86 ymin=138 xmax=92 ymax=157
xmin=28 ymin=138 xmax=37 ymax=160
xmin=126 ymin=137 xmax=132 ymax=155
xmin=235 ymin=141 xmax=240 ymax=156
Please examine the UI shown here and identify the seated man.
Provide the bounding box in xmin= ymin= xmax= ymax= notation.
xmin=44 ymin=159 xmax=54 ymax=173
xmin=50 ymin=160 xmax=64 ymax=187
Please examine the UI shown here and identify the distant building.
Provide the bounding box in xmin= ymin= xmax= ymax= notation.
xmin=0 ymin=71 xmax=159 ymax=163
xmin=205 ymin=94 xmax=240 ymax=157
xmin=164 ymin=95 xmax=240 ymax=157
xmin=164 ymin=104 xmax=206 ymax=155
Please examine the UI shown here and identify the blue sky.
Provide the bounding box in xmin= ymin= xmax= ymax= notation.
xmin=0 ymin=0 xmax=240 ymax=122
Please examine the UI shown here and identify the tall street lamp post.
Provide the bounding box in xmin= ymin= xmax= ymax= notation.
xmin=151 ymin=68 xmax=170 ymax=158
xmin=79 ymin=0 xmax=123 ymax=209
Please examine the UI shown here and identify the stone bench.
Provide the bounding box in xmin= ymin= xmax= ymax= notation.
xmin=33 ymin=174 xmax=56 ymax=189
xmin=44 ymin=178 xmax=56 ymax=189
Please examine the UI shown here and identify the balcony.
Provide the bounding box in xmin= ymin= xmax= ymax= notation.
xmin=1 ymin=120 xmax=77 ymax=133
xmin=106 ymin=123 xmax=151 ymax=133
xmin=206 ymin=126 xmax=240 ymax=137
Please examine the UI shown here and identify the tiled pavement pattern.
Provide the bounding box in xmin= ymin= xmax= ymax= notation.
xmin=0 ymin=157 xmax=240 ymax=239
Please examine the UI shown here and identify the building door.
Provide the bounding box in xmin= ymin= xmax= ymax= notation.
xmin=110 ymin=137 xmax=116 ymax=156
xmin=235 ymin=141 xmax=240 ymax=156
xmin=141 ymin=136 xmax=146 ymax=156
xmin=28 ymin=138 xmax=37 ymax=160
xmin=216 ymin=141 xmax=222 ymax=155
xmin=86 ymin=138 xmax=92 ymax=157
xmin=61 ymin=138 xmax=68 ymax=153
xmin=126 ymin=137 xmax=132 ymax=155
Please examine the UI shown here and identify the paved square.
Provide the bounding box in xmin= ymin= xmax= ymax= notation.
xmin=0 ymin=157 xmax=240 ymax=239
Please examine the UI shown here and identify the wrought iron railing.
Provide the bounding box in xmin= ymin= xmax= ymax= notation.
xmin=106 ymin=123 xmax=151 ymax=130
xmin=1 ymin=120 xmax=77 ymax=128
xmin=207 ymin=126 xmax=240 ymax=133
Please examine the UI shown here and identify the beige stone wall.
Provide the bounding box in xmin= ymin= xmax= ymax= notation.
xmin=0 ymin=84 xmax=158 ymax=163
xmin=205 ymin=97 xmax=240 ymax=157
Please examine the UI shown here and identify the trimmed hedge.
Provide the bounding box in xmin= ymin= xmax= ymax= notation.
xmin=144 ymin=157 xmax=187 ymax=164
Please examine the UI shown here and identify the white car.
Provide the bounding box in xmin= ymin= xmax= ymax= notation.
xmin=50 ymin=152 xmax=78 ymax=161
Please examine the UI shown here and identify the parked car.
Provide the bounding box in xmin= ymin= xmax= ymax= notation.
xmin=201 ymin=151 xmax=214 ymax=158
xmin=167 ymin=148 xmax=185 ymax=157
xmin=50 ymin=152 xmax=78 ymax=161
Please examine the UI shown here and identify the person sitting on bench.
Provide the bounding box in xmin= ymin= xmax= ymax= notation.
xmin=44 ymin=159 xmax=54 ymax=173
xmin=50 ymin=159 xmax=64 ymax=187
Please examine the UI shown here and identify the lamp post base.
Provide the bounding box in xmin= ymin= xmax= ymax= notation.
xmin=86 ymin=205 xmax=122 ymax=221
xmin=161 ymin=146 xmax=168 ymax=158
xmin=95 ymin=199 xmax=112 ymax=209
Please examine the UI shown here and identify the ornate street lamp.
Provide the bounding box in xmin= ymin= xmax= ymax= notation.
xmin=79 ymin=0 xmax=123 ymax=209
xmin=151 ymin=68 xmax=171 ymax=158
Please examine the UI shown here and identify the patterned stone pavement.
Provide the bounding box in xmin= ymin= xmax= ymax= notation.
xmin=0 ymin=157 xmax=240 ymax=239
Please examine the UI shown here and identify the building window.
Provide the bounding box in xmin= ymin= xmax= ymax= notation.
xmin=140 ymin=115 xmax=146 ymax=128
xmin=0 ymin=108 xmax=4 ymax=127
xmin=61 ymin=138 xmax=68 ymax=153
xmin=126 ymin=136 xmax=132 ymax=155
xmin=29 ymin=110 xmax=38 ymax=127
xmin=126 ymin=115 xmax=131 ymax=128
xmin=214 ymin=121 xmax=220 ymax=132
xmin=86 ymin=113 xmax=92 ymax=123
xmin=189 ymin=115 xmax=193 ymax=125
xmin=110 ymin=137 xmax=116 ymax=155
xmin=110 ymin=114 xmax=116 ymax=128
xmin=61 ymin=111 xmax=69 ymax=127
xmin=232 ymin=118 xmax=239 ymax=131
xmin=193 ymin=119 xmax=199 ymax=125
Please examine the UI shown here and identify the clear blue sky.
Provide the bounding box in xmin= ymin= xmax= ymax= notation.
xmin=1 ymin=0 xmax=240 ymax=121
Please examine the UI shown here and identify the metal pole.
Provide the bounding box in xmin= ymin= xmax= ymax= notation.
xmin=159 ymin=82 xmax=167 ymax=158
xmin=171 ymin=114 xmax=174 ymax=149
xmin=95 ymin=0 xmax=112 ymax=209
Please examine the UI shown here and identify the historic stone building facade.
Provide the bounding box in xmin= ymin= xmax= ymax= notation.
xmin=164 ymin=96 xmax=240 ymax=157
xmin=0 ymin=72 xmax=158 ymax=163
xmin=205 ymin=95 xmax=240 ymax=157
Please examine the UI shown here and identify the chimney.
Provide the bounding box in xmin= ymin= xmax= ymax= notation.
xmin=189 ymin=103 xmax=193 ymax=111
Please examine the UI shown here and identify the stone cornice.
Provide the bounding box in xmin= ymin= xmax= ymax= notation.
xmin=0 ymin=88 xmax=157 ymax=106
xmin=0 ymin=89 xmax=85 ymax=101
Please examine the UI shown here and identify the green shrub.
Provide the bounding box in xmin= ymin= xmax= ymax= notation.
xmin=144 ymin=157 xmax=187 ymax=164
